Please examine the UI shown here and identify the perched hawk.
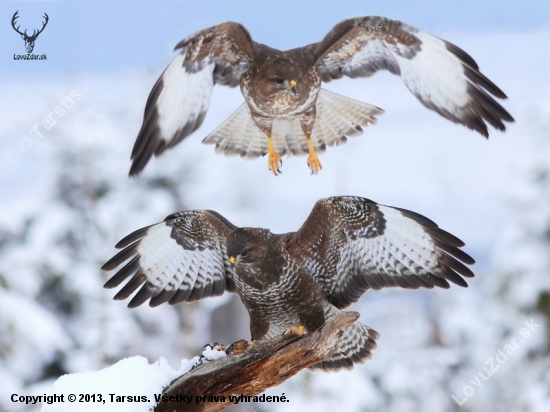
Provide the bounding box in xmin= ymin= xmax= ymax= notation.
xmin=129 ymin=16 xmax=513 ymax=176
xmin=102 ymin=197 xmax=475 ymax=371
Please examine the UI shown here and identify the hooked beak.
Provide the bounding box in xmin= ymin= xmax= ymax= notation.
xmin=229 ymin=256 xmax=239 ymax=269
xmin=286 ymin=79 xmax=298 ymax=95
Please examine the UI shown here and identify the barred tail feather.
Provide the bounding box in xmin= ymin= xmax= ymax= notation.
xmin=202 ymin=103 xmax=268 ymax=158
xmin=310 ymin=89 xmax=384 ymax=150
xmin=310 ymin=305 xmax=379 ymax=372
xmin=202 ymin=89 xmax=383 ymax=159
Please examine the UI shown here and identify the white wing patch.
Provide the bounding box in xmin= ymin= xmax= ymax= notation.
xmin=136 ymin=223 xmax=225 ymax=297
xmin=103 ymin=214 xmax=232 ymax=308
xmin=396 ymin=32 xmax=471 ymax=114
xmin=343 ymin=33 xmax=470 ymax=115
xmin=129 ymin=52 xmax=216 ymax=176
xmin=294 ymin=197 xmax=475 ymax=309
xmin=156 ymin=53 xmax=215 ymax=146
xmin=138 ymin=223 xmax=184 ymax=290
xmin=317 ymin=17 xmax=513 ymax=137
xmin=340 ymin=205 xmax=443 ymax=281
xmin=376 ymin=205 xmax=437 ymax=257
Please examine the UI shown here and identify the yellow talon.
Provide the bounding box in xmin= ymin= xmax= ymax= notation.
xmin=288 ymin=324 xmax=305 ymax=336
xmin=227 ymin=339 xmax=253 ymax=355
xmin=306 ymin=139 xmax=322 ymax=174
xmin=267 ymin=137 xmax=282 ymax=175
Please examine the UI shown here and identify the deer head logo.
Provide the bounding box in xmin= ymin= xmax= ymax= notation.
xmin=11 ymin=11 xmax=49 ymax=54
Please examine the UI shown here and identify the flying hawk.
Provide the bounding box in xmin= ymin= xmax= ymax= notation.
xmin=129 ymin=16 xmax=513 ymax=176
xmin=102 ymin=196 xmax=475 ymax=371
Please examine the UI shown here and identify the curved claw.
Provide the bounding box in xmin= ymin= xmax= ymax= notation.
xmin=307 ymin=153 xmax=322 ymax=175
xmin=267 ymin=137 xmax=282 ymax=176
xmin=268 ymin=153 xmax=282 ymax=175
xmin=306 ymin=139 xmax=322 ymax=175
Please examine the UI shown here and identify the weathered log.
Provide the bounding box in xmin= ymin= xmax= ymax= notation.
xmin=154 ymin=311 xmax=359 ymax=412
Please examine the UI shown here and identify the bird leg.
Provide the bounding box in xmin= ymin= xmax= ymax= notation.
xmin=267 ymin=136 xmax=282 ymax=175
xmin=306 ymin=138 xmax=322 ymax=174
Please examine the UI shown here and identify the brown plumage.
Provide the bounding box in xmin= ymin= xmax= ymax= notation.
xmin=129 ymin=16 xmax=513 ymax=176
xmin=102 ymin=197 xmax=475 ymax=371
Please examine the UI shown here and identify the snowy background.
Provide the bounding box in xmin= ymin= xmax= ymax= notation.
xmin=1 ymin=0 xmax=550 ymax=411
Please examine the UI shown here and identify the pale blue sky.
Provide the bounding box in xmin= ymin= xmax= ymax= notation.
xmin=2 ymin=0 xmax=549 ymax=75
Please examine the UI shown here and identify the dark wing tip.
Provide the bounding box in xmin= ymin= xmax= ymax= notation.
xmin=149 ymin=289 xmax=177 ymax=307
xmin=425 ymin=227 xmax=465 ymax=248
xmin=167 ymin=287 xmax=194 ymax=305
xmin=442 ymin=41 xmax=514 ymax=136
xmin=129 ymin=73 xmax=167 ymax=177
xmin=440 ymin=254 xmax=475 ymax=278
xmin=394 ymin=207 xmax=438 ymax=228
xmin=103 ymin=255 xmax=141 ymax=289
xmin=446 ymin=40 xmax=508 ymax=99
xmin=128 ymin=109 xmax=209 ymax=177
xmin=396 ymin=207 xmax=475 ymax=287
xmin=101 ymin=243 xmax=139 ymax=271
xmin=101 ymin=260 xmax=116 ymax=272
xmin=126 ymin=282 xmax=157 ymax=308
xmin=438 ymin=265 xmax=470 ymax=287
xmin=129 ymin=116 xmax=162 ymax=177
xmin=445 ymin=41 xmax=479 ymax=71
xmin=112 ymin=272 xmax=147 ymax=302
xmin=466 ymin=85 xmax=514 ymax=133
xmin=418 ymin=274 xmax=451 ymax=289
xmin=433 ymin=237 xmax=476 ymax=265
xmin=115 ymin=226 xmax=153 ymax=249
xmin=103 ymin=225 xmax=154 ymax=295
xmin=463 ymin=64 xmax=508 ymax=100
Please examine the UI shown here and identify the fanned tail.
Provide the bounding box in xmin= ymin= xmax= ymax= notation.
xmin=309 ymin=304 xmax=379 ymax=372
xmin=202 ymin=103 xmax=268 ymax=158
xmin=202 ymin=89 xmax=384 ymax=158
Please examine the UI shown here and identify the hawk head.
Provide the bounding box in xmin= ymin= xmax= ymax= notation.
xmin=252 ymin=52 xmax=305 ymax=98
xmin=227 ymin=228 xmax=270 ymax=266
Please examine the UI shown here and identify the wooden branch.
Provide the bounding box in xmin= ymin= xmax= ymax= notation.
xmin=154 ymin=311 xmax=359 ymax=412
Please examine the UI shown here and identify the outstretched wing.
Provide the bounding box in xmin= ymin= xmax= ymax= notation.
xmin=287 ymin=197 xmax=475 ymax=309
xmin=102 ymin=210 xmax=237 ymax=308
xmin=314 ymin=16 xmax=514 ymax=137
xmin=129 ymin=22 xmax=254 ymax=176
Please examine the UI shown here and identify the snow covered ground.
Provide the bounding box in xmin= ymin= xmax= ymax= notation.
xmin=41 ymin=357 xmax=190 ymax=412
xmin=1 ymin=6 xmax=550 ymax=411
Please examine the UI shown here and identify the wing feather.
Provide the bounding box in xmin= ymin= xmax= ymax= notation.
xmin=314 ymin=16 xmax=513 ymax=137
xmin=129 ymin=22 xmax=254 ymax=176
xmin=102 ymin=210 xmax=237 ymax=308
xmin=288 ymin=197 xmax=475 ymax=309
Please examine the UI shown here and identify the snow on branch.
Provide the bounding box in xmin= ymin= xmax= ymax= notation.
xmin=154 ymin=311 xmax=359 ymax=412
